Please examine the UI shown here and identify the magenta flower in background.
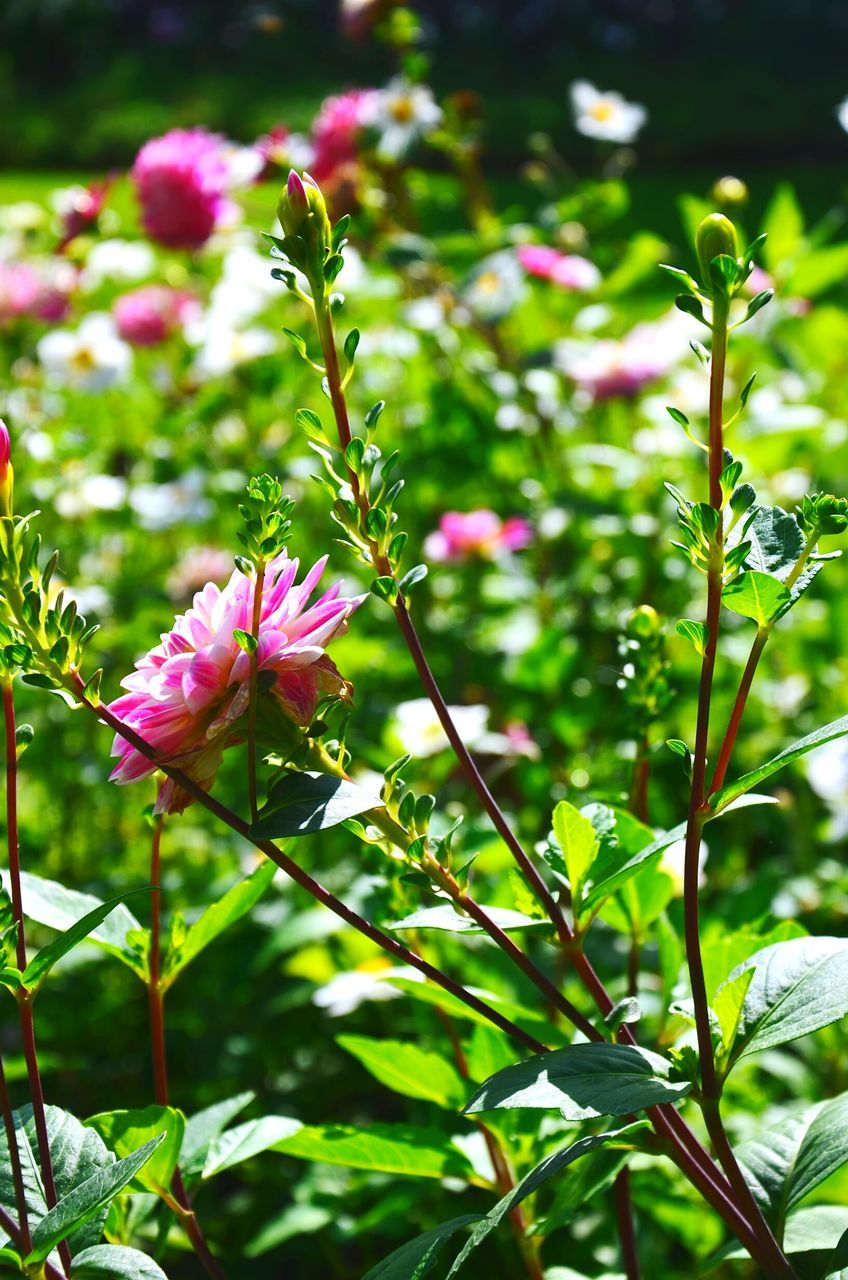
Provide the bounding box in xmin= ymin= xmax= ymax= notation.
xmin=114 ymin=285 xmax=199 ymax=347
xmin=0 ymin=261 xmax=74 ymax=325
xmin=424 ymin=509 xmax=533 ymax=563
xmin=517 ymin=244 xmax=601 ymax=292
xmin=107 ymin=550 xmax=365 ymax=812
xmin=311 ymin=89 xmax=377 ymax=181
xmin=132 ymin=127 xmax=236 ymax=250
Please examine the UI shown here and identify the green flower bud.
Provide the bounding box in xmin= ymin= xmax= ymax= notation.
xmin=800 ymin=493 xmax=848 ymax=537
xmin=696 ymin=213 xmax=739 ymax=286
xmin=276 ymin=170 xmax=332 ymax=277
xmin=627 ymin=604 xmax=661 ymax=639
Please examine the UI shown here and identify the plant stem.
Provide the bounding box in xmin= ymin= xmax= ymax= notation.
xmin=246 ymin=562 xmax=266 ymax=824
xmin=614 ymin=1168 xmax=640 ymax=1280
xmin=678 ymin=299 xmax=796 ymax=1280
xmin=0 ymin=1052 xmax=30 ymax=1253
xmin=2 ymin=681 xmax=71 ymax=1278
xmin=146 ymin=817 xmax=229 ymax=1280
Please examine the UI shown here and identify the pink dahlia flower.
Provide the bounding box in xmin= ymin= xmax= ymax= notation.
xmin=132 ymin=128 xmax=235 ymax=250
xmin=113 ymin=285 xmax=198 ymax=346
xmin=517 ymin=244 xmax=601 ymax=292
xmin=0 ymin=261 xmax=74 ymax=325
xmin=424 ymin=510 xmax=533 ymax=563
xmin=107 ymin=551 xmax=365 ymax=812
xmin=311 ymin=89 xmax=376 ymax=182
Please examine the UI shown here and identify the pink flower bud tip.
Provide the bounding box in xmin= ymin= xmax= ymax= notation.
xmin=0 ymin=421 xmax=10 ymax=472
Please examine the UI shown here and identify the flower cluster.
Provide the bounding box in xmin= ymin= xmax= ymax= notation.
xmin=108 ymin=551 xmax=365 ymax=811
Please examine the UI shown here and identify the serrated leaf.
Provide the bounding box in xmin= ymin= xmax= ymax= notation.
xmin=362 ymin=1216 xmax=481 ymax=1280
xmin=251 ymin=772 xmax=380 ymax=839
xmin=722 ymin=936 xmax=848 ymax=1067
xmin=744 ymin=506 xmax=805 ymax=579
xmin=446 ymin=1126 xmax=648 ymax=1276
xmin=389 ymin=905 xmax=548 ymax=936
xmin=722 ymin=570 xmax=791 ymax=626
xmin=203 ymin=1116 xmax=301 ymax=1178
xmin=551 ymin=802 xmax=598 ymax=912
xmin=710 ymin=713 xmax=848 ymax=810
xmin=85 ymin=1107 xmax=184 ymax=1197
xmin=273 ymin=1124 xmax=478 ymax=1182
xmin=70 ymin=1245 xmax=169 ymax=1278
xmin=161 ymin=861 xmax=276 ymax=987
xmin=26 ymin=1135 xmax=165 ymax=1264
xmin=463 ymin=1043 xmax=691 ymax=1120
xmin=0 ymin=871 xmax=145 ymax=978
xmin=337 ymin=1036 xmax=466 ymax=1109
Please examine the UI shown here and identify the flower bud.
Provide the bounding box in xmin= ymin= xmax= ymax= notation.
xmin=0 ymin=421 xmax=13 ymax=518
xmin=627 ymin=604 xmax=661 ymax=639
xmin=276 ymin=170 xmax=332 ymax=274
xmin=696 ymin=213 xmax=739 ymax=285
xmin=801 ymin=493 xmax=848 ymax=537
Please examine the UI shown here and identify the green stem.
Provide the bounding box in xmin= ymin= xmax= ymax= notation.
xmin=2 ymin=681 xmax=71 ymax=1278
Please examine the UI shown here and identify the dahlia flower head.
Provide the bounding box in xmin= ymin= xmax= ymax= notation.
xmin=131 ymin=128 xmax=237 ymax=251
xmin=517 ymin=244 xmax=601 ymax=292
xmin=311 ymin=89 xmax=377 ymax=182
xmin=108 ymin=550 xmax=365 ymax=812
xmin=0 ymin=260 xmax=74 ymax=325
xmin=424 ymin=510 xmax=533 ymax=563
xmin=113 ymin=285 xmax=199 ymax=346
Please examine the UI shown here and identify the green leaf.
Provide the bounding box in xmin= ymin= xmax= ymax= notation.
xmin=22 ymin=891 xmax=146 ymax=993
xmin=762 ymin=184 xmax=804 ymax=270
xmin=0 ymin=871 xmax=145 ymax=977
xmin=463 ymin=1044 xmax=691 ymax=1120
xmin=825 ymin=1227 xmax=848 ymax=1279
xmin=445 ymin=1126 xmax=648 ymax=1276
xmin=399 ymin=564 xmax=428 ymax=594
xmin=388 ymin=905 xmax=548 ymax=936
xmin=723 ymin=936 xmax=848 ymax=1066
xmin=26 ymin=1135 xmax=165 ymax=1264
xmin=551 ymin=802 xmax=599 ymax=912
xmin=788 ymin=243 xmax=848 ymax=298
xmin=722 ymin=570 xmax=791 ymax=626
xmin=713 ymin=968 xmax=754 ymax=1056
xmin=180 ymin=1093 xmax=254 ymax=1181
xmin=251 ymin=772 xmax=380 ymax=839
xmin=744 ymin=505 xmax=804 ymax=579
xmin=710 ymin=714 xmax=848 ymax=810
xmin=202 ymin=1116 xmax=301 ymax=1178
xmin=675 ymin=619 xmax=708 ymax=656
xmin=362 ymin=1216 xmax=482 ymax=1280
xmin=273 ymin=1124 xmax=478 ymax=1182
xmin=337 ymin=1036 xmax=466 ymax=1110
xmin=70 ymin=1245 xmax=169 ymax=1278
xmin=161 ymin=861 xmax=276 ymax=987
xmin=737 ymin=1093 xmax=848 ymax=1228
xmin=723 ymin=1206 xmax=848 ymax=1260
xmin=85 ymin=1107 xmax=184 ymax=1197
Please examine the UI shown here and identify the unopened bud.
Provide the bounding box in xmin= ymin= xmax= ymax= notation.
xmin=0 ymin=421 xmax=13 ymax=518
xmin=696 ymin=213 xmax=739 ymax=286
xmin=276 ymin=170 xmax=332 ymax=274
xmin=802 ymin=493 xmax=848 ymax=537
xmin=627 ymin=605 xmax=661 ymax=638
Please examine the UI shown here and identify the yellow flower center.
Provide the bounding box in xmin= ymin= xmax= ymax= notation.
xmin=589 ymin=100 xmax=616 ymax=123
xmin=70 ymin=346 xmax=97 ymax=373
xmin=389 ymin=96 xmax=415 ymax=124
xmin=476 ymin=271 xmax=501 ymax=295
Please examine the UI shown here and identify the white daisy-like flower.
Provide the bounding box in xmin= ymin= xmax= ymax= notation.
xmin=37 ymin=313 xmax=132 ymax=390
xmin=361 ymin=77 xmax=443 ymax=161
xmin=82 ymin=238 xmax=155 ymax=291
xmin=192 ymin=323 xmax=276 ymax=378
xmin=390 ymin=697 xmax=490 ymax=758
xmin=570 ymin=80 xmax=647 ymax=144
xmin=312 ymin=966 xmax=423 ymax=1017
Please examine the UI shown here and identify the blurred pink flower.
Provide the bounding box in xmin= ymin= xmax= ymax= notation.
xmin=114 ymin=285 xmax=198 ymax=346
xmin=557 ymin=315 xmax=687 ymax=401
xmin=108 ymin=550 xmax=365 ymax=812
xmin=311 ymin=89 xmax=377 ymax=182
xmin=56 ymin=177 xmax=112 ymax=252
xmin=132 ymin=128 xmax=236 ymax=250
xmin=0 ymin=261 xmax=74 ymax=325
xmin=166 ymin=546 xmax=236 ymax=601
xmin=424 ymin=510 xmax=533 ymax=563
xmin=517 ymin=244 xmax=601 ymax=292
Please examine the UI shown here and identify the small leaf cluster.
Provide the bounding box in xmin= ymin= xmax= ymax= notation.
xmin=616 ymin=605 xmax=672 ymax=732
xmin=235 ymin=474 xmax=295 ymax=573
xmin=266 ymin=205 xmax=350 ymax=300
xmin=0 ymin=513 xmax=100 ymax=697
xmin=380 ymin=754 xmax=442 ymax=863
xmin=660 ymin=212 xmax=772 ymax=325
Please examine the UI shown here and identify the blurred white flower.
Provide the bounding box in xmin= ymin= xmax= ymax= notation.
xmin=312 ymin=966 xmax=423 ymax=1017
xmin=463 ymin=251 xmax=526 ymax=323
xmin=391 ymin=698 xmax=490 ymax=758
xmin=129 ymin=469 xmax=211 ymax=530
xmin=193 ymin=324 xmax=276 ymax=378
xmin=82 ymin=239 xmax=155 ymax=290
xmin=660 ymin=837 xmax=708 ymax=896
xmin=570 ymin=81 xmax=647 ymax=144
xmin=361 ymin=77 xmax=443 ymax=160
xmin=807 ymin=738 xmax=848 ymax=805
xmin=55 ymin=473 xmax=128 ymax=519
xmin=37 ymin=313 xmax=132 ymax=390
xmin=836 ymin=97 xmax=848 ymax=133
